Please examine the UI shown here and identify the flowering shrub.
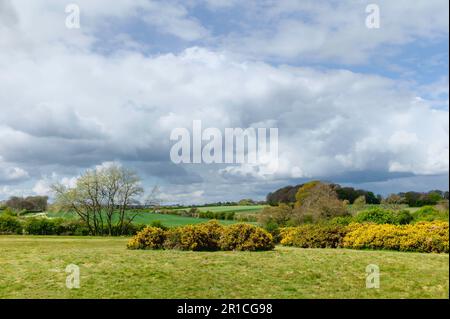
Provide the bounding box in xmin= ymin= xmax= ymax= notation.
xmin=279 ymin=221 xmax=448 ymax=253
xmin=218 ymin=223 xmax=274 ymax=251
xmin=163 ymin=221 xmax=224 ymax=251
xmin=280 ymin=224 xmax=348 ymax=248
xmin=127 ymin=226 xmax=166 ymax=250
xmin=343 ymin=221 xmax=448 ymax=253
xmin=127 ymin=221 xmax=274 ymax=251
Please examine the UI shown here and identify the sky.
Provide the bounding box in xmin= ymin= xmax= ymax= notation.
xmin=0 ymin=0 xmax=448 ymax=204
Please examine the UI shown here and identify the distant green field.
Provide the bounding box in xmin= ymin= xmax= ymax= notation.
xmin=1 ymin=236 xmax=448 ymax=298
xmin=173 ymin=205 xmax=266 ymax=214
xmin=44 ymin=211 xmax=244 ymax=227
xmin=129 ymin=213 xmax=239 ymax=227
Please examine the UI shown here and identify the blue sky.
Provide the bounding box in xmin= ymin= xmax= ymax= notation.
xmin=0 ymin=0 xmax=448 ymax=203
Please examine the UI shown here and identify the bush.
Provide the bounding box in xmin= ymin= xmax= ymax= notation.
xmin=355 ymin=207 xmax=397 ymax=224
xmin=395 ymin=210 xmax=414 ymax=225
xmin=413 ymin=206 xmax=449 ymax=222
xmin=127 ymin=227 xmax=166 ymax=250
xmin=343 ymin=221 xmax=449 ymax=253
xmin=149 ymin=220 xmax=168 ymax=230
xmin=164 ymin=221 xmax=224 ymax=251
xmin=328 ymin=215 xmax=355 ymax=226
xmin=109 ymin=223 xmax=146 ymax=236
xmin=0 ymin=215 xmax=23 ymax=234
xmin=127 ymin=221 xmax=275 ymax=251
xmin=2 ymin=207 xmax=18 ymax=217
xmin=57 ymin=220 xmax=90 ymax=236
xmin=280 ymin=224 xmax=348 ymax=248
xmin=258 ymin=204 xmax=293 ymax=229
xmin=218 ymin=223 xmax=274 ymax=251
xmin=198 ymin=210 xmax=236 ymax=221
xmin=24 ymin=218 xmax=58 ymax=235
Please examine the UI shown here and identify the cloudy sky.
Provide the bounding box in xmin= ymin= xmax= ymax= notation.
xmin=0 ymin=0 xmax=448 ymax=204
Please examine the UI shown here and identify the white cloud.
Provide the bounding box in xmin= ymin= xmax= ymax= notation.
xmin=0 ymin=44 xmax=448 ymax=181
xmin=220 ymin=0 xmax=449 ymax=64
xmin=32 ymin=173 xmax=78 ymax=196
xmin=0 ymin=0 xmax=448 ymax=200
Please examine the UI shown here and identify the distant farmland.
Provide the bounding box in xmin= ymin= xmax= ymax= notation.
xmin=43 ymin=205 xmax=266 ymax=228
xmin=172 ymin=205 xmax=266 ymax=214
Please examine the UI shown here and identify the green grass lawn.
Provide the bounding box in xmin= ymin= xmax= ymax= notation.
xmin=0 ymin=236 xmax=448 ymax=299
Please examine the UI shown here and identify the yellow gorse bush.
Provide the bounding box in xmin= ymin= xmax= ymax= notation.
xmin=279 ymin=221 xmax=448 ymax=253
xmin=343 ymin=221 xmax=448 ymax=253
xmin=219 ymin=223 xmax=274 ymax=251
xmin=127 ymin=220 xmax=275 ymax=251
xmin=163 ymin=221 xmax=223 ymax=251
xmin=279 ymin=224 xmax=347 ymax=248
xmin=127 ymin=226 xmax=166 ymax=250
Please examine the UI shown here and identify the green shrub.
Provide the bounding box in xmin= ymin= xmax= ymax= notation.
xmin=2 ymin=207 xmax=18 ymax=217
xmin=280 ymin=224 xmax=348 ymax=248
xmin=218 ymin=223 xmax=274 ymax=251
xmin=149 ymin=220 xmax=168 ymax=230
xmin=413 ymin=206 xmax=449 ymax=222
xmin=328 ymin=215 xmax=355 ymax=226
xmin=225 ymin=212 xmax=235 ymax=220
xmin=395 ymin=210 xmax=414 ymax=225
xmin=24 ymin=218 xmax=58 ymax=235
xmin=57 ymin=220 xmax=90 ymax=235
xmin=127 ymin=227 xmax=166 ymax=250
xmin=109 ymin=223 xmax=146 ymax=236
xmin=24 ymin=218 xmax=92 ymax=235
xmin=0 ymin=215 xmax=23 ymax=234
xmin=355 ymin=207 xmax=398 ymax=224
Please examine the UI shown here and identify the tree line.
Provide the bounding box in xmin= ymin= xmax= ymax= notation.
xmin=266 ymin=183 xmax=448 ymax=207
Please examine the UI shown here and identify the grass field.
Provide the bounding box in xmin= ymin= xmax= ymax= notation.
xmin=42 ymin=205 xmax=265 ymax=228
xmin=0 ymin=236 xmax=448 ymax=299
xmin=174 ymin=205 xmax=267 ymax=214
xmin=130 ymin=213 xmax=239 ymax=227
xmin=44 ymin=211 xmax=241 ymax=227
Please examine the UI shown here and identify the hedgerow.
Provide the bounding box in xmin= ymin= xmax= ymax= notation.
xmin=0 ymin=215 xmax=23 ymax=234
xmin=0 ymin=215 xmax=145 ymax=236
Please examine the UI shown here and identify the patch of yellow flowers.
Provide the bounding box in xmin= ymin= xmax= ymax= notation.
xmin=280 ymin=221 xmax=448 ymax=253
xmin=343 ymin=221 xmax=448 ymax=253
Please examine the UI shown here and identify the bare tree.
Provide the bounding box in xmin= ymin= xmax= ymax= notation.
xmin=52 ymin=164 xmax=143 ymax=236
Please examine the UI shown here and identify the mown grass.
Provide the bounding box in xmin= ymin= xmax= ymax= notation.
xmin=0 ymin=236 xmax=447 ymax=299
